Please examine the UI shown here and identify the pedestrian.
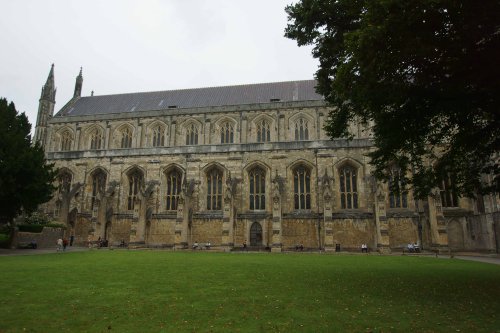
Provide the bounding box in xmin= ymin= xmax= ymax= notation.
xmin=87 ymin=235 xmax=92 ymax=248
xmin=243 ymin=240 xmax=247 ymax=251
xmin=63 ymin=238 xmax=69 ymax=251
xmin=57 ymin=238 xmax=63 ymax=251
xmin=70 ymin=234 xmax=74 ymax=246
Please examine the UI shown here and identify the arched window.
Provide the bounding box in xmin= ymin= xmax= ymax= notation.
xmin=152 ymin=125 xmax=165 ymax=147
xmin=57 ymin=171 xmax=72 ymax=195
xmin=90 ymin=128 xmax=103 ymax=150
xmin=257 ymin=120 xmax=271 ymax=142
xmin=91 ymin=169 xmax=107 ymax=210
xmin=389 ymin=169 xmax=408 ymax=208
xmin=293 ymin=166 xmax=311 ymax=209
xmin=165 ymin=169 xmax=182 ymax=210
xmin=220 ymin=122 xmax=234 ymax=144
xmin=339 ymin=166 xmax=358 ymax=209
xmin=186 ymin=124 xmax=199 ymax=145
xmin=207 ymin=168 xmax=223 ymax=210
xmin=440 ymin=173 xmax=458 ymax=207
xmin=127 ymin=169 xmax=143 ymax=210
xmin=121 ymin=127 xmax=133 ymax=148
xmin=249 ymin=167 xmax=266 ymax=210
xmin=61 ymin=130 xmax=72 ymax=151
xmin=294 ymin=118 xmax=309 ymax=141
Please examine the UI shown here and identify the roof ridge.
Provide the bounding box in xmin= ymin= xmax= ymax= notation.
xmin=81 ymin=79 xmax=316 ymax=98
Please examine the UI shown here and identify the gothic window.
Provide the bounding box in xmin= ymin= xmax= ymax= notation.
xmin=249 ymin=167 xmax=266 ymax=210
xmin=152 ymin=125 xmax=165 ymax=147
xmin=207 ymin=168 xmax=223 ymax=210
xmin=61 ymin=130 xmax=72 ymax=151
xmin=293 ymin=166 xmax=311 ymax=210
xmin=294 ymin=118 xmax=309 ymax=141
xmin=389 ymin=169 xmax=408 ymax=208
xmin=90 ymin=128 xmax=103 ymax=150
xmin=121 ymin=127 xmax=133 ymax=148
xmin=127 ymin=169 xmax=143 ymax=210
xmin=165 ymin=169 xmax=182 ymax=211
xmin=90 ymin=169 xmax=107 ymax=210
xmin=186 ymin=124 xmax=199 ymax=145
xmin=257 ymin=120 xmax=271 ymax=143
xmin=57 ymin=171 xmax=72 ymax=196
xmin=339 ymin=166 xmax=358 ymax=209
xmin=220 ymin=122 xmax=234 ymax=144
xmin=439 ymin=173 xmax=459 ymax=207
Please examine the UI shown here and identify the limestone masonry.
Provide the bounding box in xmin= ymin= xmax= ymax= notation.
xmin=34 ymin=65 xmax=500 ymax=252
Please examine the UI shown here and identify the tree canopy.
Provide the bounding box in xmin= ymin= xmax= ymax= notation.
xmin=285 ymin=0 xmax=500 ymax=198
xmin=0 ymin=98 xmax=56 ymax=224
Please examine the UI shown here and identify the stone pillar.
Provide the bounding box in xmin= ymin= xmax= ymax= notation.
xmin=428 ymin=189 xmax=448 ymax=251
xmin=241 ymin=115 xmax=247 ymax=144
xmin=322 ymin=171 xmax=334 ymax=249
xmin=204 ymin=119 xmax=211 ymax=144
xmin=130 ymin=198 xmax=142 ymax=243
xmin=271 ymin=174 xmax=282 ymax=252
xmin=221 ymin=179 xmax=234 ymax=250
xmin=175 ymin=191 xmax=188 ymax=249
xmin=278 ymin=114 xmax=285 ymax=141
xmin=374 ymin=183 xmax=390 ymax=253
xmin=170 ymin=121 xmax=177 ymax=146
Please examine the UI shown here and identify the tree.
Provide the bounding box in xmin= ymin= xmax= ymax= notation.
xmin=285 ymin=0 xmax=500 ymax=198
xmin=0 ymin=98 xmax=56 ymax=224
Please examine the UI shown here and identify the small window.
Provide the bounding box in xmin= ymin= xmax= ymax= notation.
xmin=152 ymin=125 xmax=165 ymax=147
xmin=186 ymin=124 xmax=199 ymax=145
xmin=121 ymin=128 xmax=133 ymax=148
xmin=61 ymin=131 xmax=73 ymax=151
xmin=440 ymin=173 xmax=459 ymax=207
xmin=90 ymin=128 xmax=103 ymax=150
xmin=257 ymin=120 xmax=271 ymax=143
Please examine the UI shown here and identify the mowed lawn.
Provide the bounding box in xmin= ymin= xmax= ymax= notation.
xmin=0 ymin=251 xmax=499 ymax=333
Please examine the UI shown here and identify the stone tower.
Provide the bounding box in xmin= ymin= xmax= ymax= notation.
xmin=34 ymin=64 xmax=56 ymax=147
xmin=73 ymin=67 xmax=83 ymax=98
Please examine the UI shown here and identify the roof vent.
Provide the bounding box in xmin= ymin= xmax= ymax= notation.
xmin=168 ymin=105 xmax=178 ymax=109
xmin=270 ymin=98 xmax=281 ymax=102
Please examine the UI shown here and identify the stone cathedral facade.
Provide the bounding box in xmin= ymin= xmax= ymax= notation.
xmin=34 ymin=65 xmax=499 ymax=252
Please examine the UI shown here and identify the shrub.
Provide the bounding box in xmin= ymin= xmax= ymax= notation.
xmin=24 ymin=212 xmax=50 ymax=225
xmin=0 ymin=234 xmax=9 ymax=248
xmin=44 ymin=223 xmax=66 ymax=230
xmin=18 ymin=224 xmax=44 ymax=233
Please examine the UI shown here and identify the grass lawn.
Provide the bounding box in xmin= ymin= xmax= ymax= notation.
xmin=0 ymin=251 xmax=499 ymax=333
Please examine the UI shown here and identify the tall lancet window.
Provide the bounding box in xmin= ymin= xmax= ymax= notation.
xmin=91 ymin=170 xmax=107 ymax=210
xmin=207 ymin=168 xmax=223 ymax=210
xmin=220 ymin=122 xmax=234 ymax=144
xmin=165 ymin=169 xmax=182 ymax=211
xmin=294 ymin=118 xmax=309 ymax=141
xmin=339 ymin=166 xmax=358 ymax=209
xmin=389 ymin=168 xmax=408 ymax=208
xmin=249 ymin=167 xmax=266 ymax=210
xmin=152 ymin=125 xmax=165 ymax=147
xmin=121 ymin=128 xmax=133 ymax=148
xmin=61 ymin=130 xmax=72 ymax=151
xmin=257 ymin=120 xmax=271 ymax=142
xmin=186 ymin=124 xmax=199 ymax=145
xmin=90 ymin=128 xmax=102 ymax=150
xmin=293 ymin=166 xmax=311 ymax=209
xmin=127 ymin=169 xmax=143 ymax=210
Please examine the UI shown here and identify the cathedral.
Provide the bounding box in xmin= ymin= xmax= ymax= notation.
xmin=34 ymin=65 xmax=499 ymax=252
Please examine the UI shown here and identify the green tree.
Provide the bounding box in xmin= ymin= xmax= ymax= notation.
xmin=0 ymin=98 xmax=56 ymax=224
xmin=285 ymin=0 xmax=500 ymax=198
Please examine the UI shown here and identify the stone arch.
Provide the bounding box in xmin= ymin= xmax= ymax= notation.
xmin=54 ymin=126 xmax=75 ymax=151
xmin=161 ymin=164 xmax=185 ymax=211
xmin=147 ymin=120 xmax=168 ymax=147
xmin=122 ymin=165 xmax=145 ymax=211
xmin=111 ymin=123 xmax=135 ymax=149
xmin=288 ymin=112 xmax=315 ymax=141
xmin=214 ymin=116 xmax=238 ymax=144
xmin=249 ymin=221 xmax=263 ymax=246
xmin=201 ymin=162 xmax=227 ymax=211
xmin=287 ymin=160 xmax=315 ymax=211
xmin=83 ymin=124 xmax=105 ymax=150
xmin=250 ymin=114 xmax=276 ymax=143
xmin=181 ymin=118 xmax=203 ymax=145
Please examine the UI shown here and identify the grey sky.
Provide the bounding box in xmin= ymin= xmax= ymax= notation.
xmin=0 ymin=0 xmax=318 ymax=133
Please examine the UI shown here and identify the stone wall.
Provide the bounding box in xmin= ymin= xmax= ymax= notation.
xmin=14 ymin=227 xmax=63 ymax=249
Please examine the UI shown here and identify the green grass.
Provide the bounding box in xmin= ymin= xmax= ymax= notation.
xmin=0 ymin=251 xmax=499 ymax=333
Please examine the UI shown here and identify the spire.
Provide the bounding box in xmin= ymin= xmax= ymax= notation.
xmin=40 ymin=63 xmax=56 ymax=102
xmin=73 ymin=67 xmax=83 ymax=98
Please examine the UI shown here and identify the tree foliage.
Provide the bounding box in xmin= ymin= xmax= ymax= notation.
xmin=285 ymin=0 xmax=500 ymax=198
xmin=0 ymin=98 xmax=56 ymax=224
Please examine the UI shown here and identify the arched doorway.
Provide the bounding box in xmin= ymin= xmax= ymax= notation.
xmin=250 ymin=222 xmax=262 ymax=246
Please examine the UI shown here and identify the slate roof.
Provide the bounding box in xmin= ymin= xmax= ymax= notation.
xmin=56 ymin=80 xmax=322 ymax=117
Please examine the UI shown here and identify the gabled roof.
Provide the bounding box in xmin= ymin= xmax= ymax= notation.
xmin=56 ymin=80 xmax=322 ymax=117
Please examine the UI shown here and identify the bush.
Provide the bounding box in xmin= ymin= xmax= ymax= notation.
xmin=0 ymin=233 xmax=9 ymax=248
xmin=24 ymin=212 xmax=50 ymax=225
xmin=18 ymin=224 xmax=44 ymax=233
xmin=44 ymin=223 xmax=66 ymax=229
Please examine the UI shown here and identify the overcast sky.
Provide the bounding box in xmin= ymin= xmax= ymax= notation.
xmin=0 ymin=0 xmax=318 ymax=133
